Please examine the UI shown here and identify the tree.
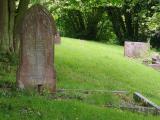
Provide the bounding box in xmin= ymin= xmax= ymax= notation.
xmin=1 ymin=0 xmax=160 ymax=52
xmin=106 ymin=0 xmax=159 ymax=44
xmin=14 ymin=0 xmax=30 ymax=52
xmin=0 ymin=0 xmax=30 ymax=54
xmin=0 ymin=0 xmax=10 ymax=52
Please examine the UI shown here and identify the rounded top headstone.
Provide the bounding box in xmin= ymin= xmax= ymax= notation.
xmin=17 ymin=4 xmax=57 ymax=92
xmin=21 ymin=4 xmax=57 ymax=36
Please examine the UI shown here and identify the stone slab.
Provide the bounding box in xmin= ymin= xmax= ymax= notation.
xmin=133 ymin=92 xmax=160 ymax=110
xmin=17 ymin=5 xmax=59 ymax=92
xmin=124 ymin=41 xmax=150 ymax=58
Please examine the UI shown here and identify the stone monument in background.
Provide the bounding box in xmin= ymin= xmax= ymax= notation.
xmin=17 ymin=5 xmax=59 ymax=92
xmin=54 ymin=32 xmax=61 ymax=44
xmin=124 ymin=41 xmax=150 ymax=58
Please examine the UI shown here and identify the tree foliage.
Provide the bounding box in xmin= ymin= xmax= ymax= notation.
xmin=0 ymin=0 xmax=160 ymax=55
xmin=44 ymin=0 xmax=160 ymax=45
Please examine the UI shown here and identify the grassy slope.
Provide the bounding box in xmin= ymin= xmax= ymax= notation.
xmin=0 ymin=37 xmax=160 ymax=120
xmin=56 ymin=38 xmax=160 ymax=104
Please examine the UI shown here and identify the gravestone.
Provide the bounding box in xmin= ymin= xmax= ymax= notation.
xmin=54 ymin=32 xmax=61 ymax=44
xmin=124 ymin=41 xmax=150 ymax=58
xmin=17 ymin=5 xmax=59 ymax=92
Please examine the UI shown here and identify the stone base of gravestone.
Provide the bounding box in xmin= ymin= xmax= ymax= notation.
xmin=124 ymin=41 xmax=150 ymax=58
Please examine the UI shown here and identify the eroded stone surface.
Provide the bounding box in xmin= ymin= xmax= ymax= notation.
xmin=17 ymin=5 xmax=58 ymax=92
xmin=124 ymin=41 xmax=150 ymax=58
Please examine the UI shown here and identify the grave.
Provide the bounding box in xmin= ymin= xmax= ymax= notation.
xmin=124 ymin=41 xmax=150 ymax=58
xmin=54 ymin=32 xmax=61 ymax=44
xmin=149 ymin=54 xmax=160 ymax=70
xmin=133 ymin=92 xmax=160 ymax=110
xmin=143 ymin=54 xmax=160 ymax=71
xmin=17 ymin=5 xmax=60 ymax=92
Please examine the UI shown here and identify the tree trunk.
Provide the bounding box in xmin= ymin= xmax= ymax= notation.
xmin=106 ymin=6 xmax=126 ymax=44
xmin=13 ymin=0 xmax=30 ymax=52
xmin=0 ymin=0 xmax=9 ymax=52
xmin=124 ymin=10 xmax=134 ymax=40
xmin=8 ymin=0 xmax=16 ymax=52
xmin=86 ymin=7 xmax=104 ymax=40
xmin=0 ymin=0 xmax=29 ymax=53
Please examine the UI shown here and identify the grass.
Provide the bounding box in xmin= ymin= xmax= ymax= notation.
xmin=55 ymin=38 xmax=160 ymax=104
xmin=1 ymin=37 xmax=160 ymax=119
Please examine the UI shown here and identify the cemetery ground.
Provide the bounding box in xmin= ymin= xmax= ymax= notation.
xmin=1 ymin=37 xmax=160 ymax=120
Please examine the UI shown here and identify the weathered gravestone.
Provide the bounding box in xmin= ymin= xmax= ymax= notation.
xmin=54 ymin=32 xmax=61 ymax=44
xmin=17 ymin=5 xmax=60 ymax=92
xmin=124 ymin=41 xmax=150 ymax=58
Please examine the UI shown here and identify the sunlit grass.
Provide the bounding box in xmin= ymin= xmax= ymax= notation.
xmin=55 ymin=37 xmax=160 ymax=104
xmin=1 ymin=37 xmax=160 ymax=119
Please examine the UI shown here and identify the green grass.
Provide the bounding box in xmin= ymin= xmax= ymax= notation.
xmin=1 ymin=37 xmax=160 ymax=119
xmin=55 ymin=38 xmax=160 ymax=104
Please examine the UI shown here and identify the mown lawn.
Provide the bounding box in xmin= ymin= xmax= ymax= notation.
xmin=56 ymin=38 xmax=160 ymax=104
xmin=0 ymin=37 xmax=160 ymax=120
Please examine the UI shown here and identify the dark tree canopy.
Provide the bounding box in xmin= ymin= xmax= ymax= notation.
xmin=0 ymin=0 xmax=160 ymax=55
